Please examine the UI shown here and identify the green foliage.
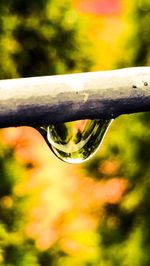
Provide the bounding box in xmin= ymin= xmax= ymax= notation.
xmin=83 ymin=1 xmax=150 ymax=265
xmin=0 ymin=0 xmax=92 ymax=79
xmin=1 ymin=0 xmax=150 ymax=265
xmin=0 ymin=144 xmax=39 ymax=265
xmin=93 ymin=114 xmax=150 ymax=265
xmin=132 ymin=0 xmax=150 ymax=66
xmin=0 ymin=0 xmax=93 ymax=265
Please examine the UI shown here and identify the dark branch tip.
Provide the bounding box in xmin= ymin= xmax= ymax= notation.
xmin=132 ymin=85 xmax=137 ymax=89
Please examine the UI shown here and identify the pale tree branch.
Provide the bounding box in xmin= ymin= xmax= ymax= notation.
xmin=0 ymin=67 xmax=150 ymax=128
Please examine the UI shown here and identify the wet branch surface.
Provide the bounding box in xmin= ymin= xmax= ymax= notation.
xmin=0 ymin=67 xmax=150 ymax=128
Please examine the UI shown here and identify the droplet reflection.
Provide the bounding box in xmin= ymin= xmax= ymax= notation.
xmin=39 ymin=119 xmax=112 ymax=164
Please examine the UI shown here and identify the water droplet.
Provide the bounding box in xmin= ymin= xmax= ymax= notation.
xmin=144 ymin=81 xmax=148 ymax=86
xmin=38 ymin=119 xmax=112 ymax=164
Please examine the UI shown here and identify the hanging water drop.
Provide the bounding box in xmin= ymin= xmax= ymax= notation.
xmin=38 ymin=119 xmax=112 ymax=164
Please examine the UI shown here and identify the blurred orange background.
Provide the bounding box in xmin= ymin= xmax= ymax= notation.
xmin=0 ymin=0 xmax=129 ymax=254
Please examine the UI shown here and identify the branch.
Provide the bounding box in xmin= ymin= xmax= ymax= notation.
xmin=0 ymin=67 xmax=150 ymax=128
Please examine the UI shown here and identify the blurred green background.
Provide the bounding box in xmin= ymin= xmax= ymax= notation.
xmin=0 ymin=0 xmax=150 ymax=265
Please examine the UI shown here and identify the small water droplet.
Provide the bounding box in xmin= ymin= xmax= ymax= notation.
xmin=38 ymin=119 xmax=112 ymax=164
xmin=144 ymin=81 xmax=148 ymax=86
